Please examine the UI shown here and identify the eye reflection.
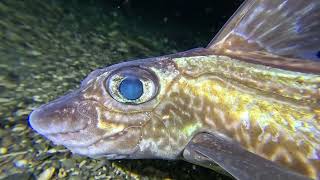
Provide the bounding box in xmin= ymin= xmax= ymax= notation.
xmin=106 ymin=66 xmax=158 ymax=104
xmin=119 ymin=76 xmax=143 ymax=100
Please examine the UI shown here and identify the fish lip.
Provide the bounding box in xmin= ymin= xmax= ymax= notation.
xmin=46 ymin=127 xmax=129 ymax=149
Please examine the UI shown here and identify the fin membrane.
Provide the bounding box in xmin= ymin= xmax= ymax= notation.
xmin=208 ymin=0 xmax=320 ymax=62
xmin=183 ymin=132 xmax=310 ymax=180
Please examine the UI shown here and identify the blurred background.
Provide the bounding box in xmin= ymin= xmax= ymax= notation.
xmin=0 ymin=0 xmax=242 ymax=179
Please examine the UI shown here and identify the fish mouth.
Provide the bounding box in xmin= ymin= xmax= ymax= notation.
xmin=29 ymin=101 xmax=143 ymax=158
xmin=28 ymin=87 xmax=144 ymax=158
xmin=29 ymin=101 xmax=124 ymax=148
xmin=28 ymin=90 xmax=123 ymax=148
xmin=43 ymin=126 xmax=128 ymax=148
xmin=55 ymin=126 xmax=142 ymax=158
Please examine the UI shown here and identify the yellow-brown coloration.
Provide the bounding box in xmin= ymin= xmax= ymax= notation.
xmin=28 ymin=0 xmax=320 ymax=179
xmin=154 ymin=55 xmax=320 ymax=178
xmin=29 ymin=53 xmax=320 ymax=179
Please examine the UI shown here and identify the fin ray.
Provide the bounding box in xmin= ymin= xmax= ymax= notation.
xmin=207 ymin=0 xmax=320 ymax=72
xmin=183 ymin=132 xmax=311 ymax=180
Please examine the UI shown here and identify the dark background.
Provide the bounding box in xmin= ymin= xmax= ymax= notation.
xmin=112 ymin=0 xmax=243 ymax=47
xmin=99 ymin=0 xmax=243 ymax=49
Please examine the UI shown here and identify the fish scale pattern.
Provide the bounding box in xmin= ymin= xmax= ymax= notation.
xmin=170 ymin=55 xmax=320 ymax=178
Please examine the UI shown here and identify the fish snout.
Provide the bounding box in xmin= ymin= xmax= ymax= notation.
xmin=29 ymin=92 xmax=88 ymax=135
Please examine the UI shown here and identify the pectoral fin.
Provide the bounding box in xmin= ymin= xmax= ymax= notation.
xmin=182 ymin=132 xmax=310 ymax=180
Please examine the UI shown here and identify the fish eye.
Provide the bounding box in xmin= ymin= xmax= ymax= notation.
xmin=106 ymin=67 xmax=159 ymax=104
xmin=119 ymin=76 xmax=143 ymax=100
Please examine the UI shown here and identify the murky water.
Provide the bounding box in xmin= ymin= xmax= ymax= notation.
xmin=0 ymin=0 xmax=240 ymax=179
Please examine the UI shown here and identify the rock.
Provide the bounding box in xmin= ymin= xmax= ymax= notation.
xmin=38 ymin=167 xmax=55 ymax=180
xmin=0 ymin=147 xmax=8 ymax=154
xmin=14 ymin=159 xmax=29 ymax=168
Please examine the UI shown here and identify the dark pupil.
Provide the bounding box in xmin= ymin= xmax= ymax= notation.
xmin=119 ymin=76 xmax=143 ymax=100
xmin=316 ymin=51 xmax=320 ymax=58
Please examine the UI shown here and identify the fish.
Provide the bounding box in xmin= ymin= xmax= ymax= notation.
xmin=28 ymin=0 xmax=320 ymax=179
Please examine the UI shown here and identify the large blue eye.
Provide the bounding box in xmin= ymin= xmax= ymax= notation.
xmin=107 ymin=67 xmax=158 ymax=104
xmin=119 ymin=76 xmax=143 ymax=100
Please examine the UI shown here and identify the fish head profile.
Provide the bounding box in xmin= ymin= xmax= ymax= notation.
xmin=29 ymin=0 xmax=320 ymax=179
xmin=28 ymin=55 xmax=191 ymax=159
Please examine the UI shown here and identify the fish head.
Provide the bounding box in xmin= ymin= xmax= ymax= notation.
xmin=29 ymin=56 xmax=181 ymax=159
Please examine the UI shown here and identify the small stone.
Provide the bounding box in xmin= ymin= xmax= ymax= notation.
xmin=79 ymin=160 xmax=87 ymax=168
xmin=108 ymin=31 xmax=118 ymax=37
xmin=47 ymin=148 xmax=57 ymax=154
xmin=0 ymin=98 xmax=11 ymax=103
xmin=58 ymin=168 xmax=67 ymax=178
xmin=38 ymin=167 xmax=55 ymax=180
xmin=14 ymin=159 xmax=28 ymax=168
xmin=14 ymin=109 xmax=30 ymax=117
xmin=32 ymin=95 xmax=42 ymax=102
xmin=61 ymin=159 xmax=75 ymax=169
xmin=0 ymin=147 xmax=8 ymax=154
xmin=71 ymin=170 xmax=80 ymax=176
xmin=12 ymin=124 xmax=27 ymax=132
xmin=35 ymin=139 xmax=43 ymax=144
xmin=92 ymin=160 xmax=107 ymax=171
xmin=95 ymin=174 xmax=107 ymax=179
xmin=28 ymin=50 xmax=42 ymax=56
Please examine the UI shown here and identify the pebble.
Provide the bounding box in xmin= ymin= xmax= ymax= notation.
xmin=14 ymin=159 xmax=28 ymax=168
xmin=92 ymin=160 xmax=107 ymax=171
xmin=11 ymin=124 xmax=27 ymax=132
xmin=0 ymin=147 xmax=8 ymax=154
xmin=0 ymin=98 xmax=11 ymax=103
xmin=58 ymin=168 xmax=67 ymax=178
xmin=61 ymin=159 xmax=75 ymax=169
xmin=28 ymin=50 xmax=42 ymax=56
xmin=79 ymin=160 xmax=87 ymax=168
xmin=38 ymin=167 xmax=55 ymax=180
xmin=32 ymin=95 xmax=42 ymax=102
xmin=14 ymin=109 xmax=30 ymax=117
xmin=47 ymin=148 xmax=57 ymax=154
xmin=71 ymin=170 xmax=80 ymax=176
xmin=95 ymin=174 xmax=107 ymax=179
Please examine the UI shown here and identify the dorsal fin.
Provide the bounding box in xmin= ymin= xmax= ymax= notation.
xmin=207 ymin=0 xmax=320 ymax=73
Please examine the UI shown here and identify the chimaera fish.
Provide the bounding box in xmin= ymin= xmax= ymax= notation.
xmin=28 ymin=0 xmax=320 ymax=179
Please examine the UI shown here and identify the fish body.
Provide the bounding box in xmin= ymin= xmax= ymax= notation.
xmin=172 ymin=54 xmax=320 ymax=177
xmin=29 ymin=0 xmax=320 ymax=179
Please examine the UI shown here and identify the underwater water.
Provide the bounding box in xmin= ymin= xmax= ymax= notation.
xmin=0 ymin=0 xmax=242 ymax=179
